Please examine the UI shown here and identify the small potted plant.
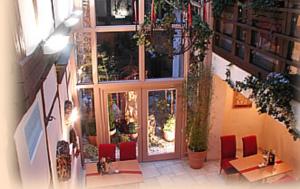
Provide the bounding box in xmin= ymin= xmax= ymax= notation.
xmin=87 ymin=121 xmax=97 ymax=146
xmin=163 ymin=115 xmax=176 ymax=142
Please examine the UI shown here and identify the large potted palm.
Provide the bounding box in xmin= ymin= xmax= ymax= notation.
xmin=185 ymin=16 xmax=213 ymax=169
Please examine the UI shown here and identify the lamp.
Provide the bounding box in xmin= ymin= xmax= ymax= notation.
xmin=64 ymin=17 xmax=80 ymax=27
xmin=43 ymin=34 xmax=69 ymax=54
xmin=64 ymin=100 xmax=78 ymax=126
xmin=73 ymin=10 xmax=83 ymax=16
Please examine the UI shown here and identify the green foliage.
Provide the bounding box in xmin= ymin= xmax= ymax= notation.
xmin=185 ymin=17 xmax=213 ymax=152
xmin=212 ymin=0 xmax=235 ymax=17
xmin=225 ymin=69 xmax=300 ymax=140
xmin=108 ymin=98 xmax=116 ymax=131
xmin=163 ymin=115 xmax=176 ymax=132
xmin=128 ymin=122 xmax=137 ymax=134
xmin=85 ymin=121 xmax=96 ymax=136
xmin=251 ymin=0 xmax=281 ymax=10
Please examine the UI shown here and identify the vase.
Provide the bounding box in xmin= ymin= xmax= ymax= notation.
xmin=163 ymin=131 xmax=175 ymax=142
xmin=188 ymin=150 xmax=207 ymax=169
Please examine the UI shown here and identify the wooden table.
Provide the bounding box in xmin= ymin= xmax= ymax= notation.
xmin=85 ymin=160 xmax=144 ymax=188
xmin=229 ymin=154 xmax=292 ymax=182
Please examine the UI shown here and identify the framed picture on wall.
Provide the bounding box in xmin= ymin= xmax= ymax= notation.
xmin=233 ymin=91 xmax=252 ymax=108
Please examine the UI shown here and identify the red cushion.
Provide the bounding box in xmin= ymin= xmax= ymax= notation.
xmin=119 ymin=141 xmax=136 ymax=161
xmin=242 ymin=135 xmax=257 ymax=157
xmin=220 ymin=135 xmax=236 ymax=159
xmin=98 ymin=144 xmax=116 ymax=162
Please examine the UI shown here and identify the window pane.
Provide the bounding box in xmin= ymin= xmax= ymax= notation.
xmin=95 ymin=0 xmax=138 ymax=26
xmin=288 ymin=41 xmax=300 ymax=62
xmin=251 ymin=31 xmax=280 ymax=55
xmin=145 ymin=31 xmax=183 ymax=79
xmin=75 ymin=32 xmax=93 ymax=84
xmin=291 ymin=14 xmax=300 ymax=38
xmin=235 ymin=44 xmax=245 ymax=59
xmin=148 ymin=89 xmax=176 ymax=155
xmin=250 ymin=51 xmax=277 ymax=71
xmin=108 ymin=91 xmax=138 ymax=146
xmin=97 ymin=32 xmax=139 ymax=82
xmin=79 ymin=88 xmax=97 ymax=162
xmin=237 ymin=26 xmax=247 ymax=41
xmin=217 ymin=37 xmax=232 ymax=52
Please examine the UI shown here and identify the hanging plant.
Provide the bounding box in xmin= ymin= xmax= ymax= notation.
xmin=212 ymin=0 xmax=235 ymax=17
xmin=225 ymin=69 xmax=300 ymax=140
xmin=251 ymin=0 xmax=281 ymax=10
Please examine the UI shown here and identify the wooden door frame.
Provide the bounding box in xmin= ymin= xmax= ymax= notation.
xmin=141 ymin=83 xmax=183 ymax=162
xmin=100 ymin=87 xmax=143 ymax=162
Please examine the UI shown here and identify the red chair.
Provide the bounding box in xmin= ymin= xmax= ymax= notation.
xmin=98 ymin=144 xmax=116 ymax=162
xmin=119 ymin=141 xmax=136 ymax=161
xmin=220 ymin=135 xmax=237 ymax=174
xmin=242 ymin=135 xmax=257 ymax=157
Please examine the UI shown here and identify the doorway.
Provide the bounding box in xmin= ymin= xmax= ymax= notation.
xmin=102 ymin=85 xmax=183 ymax=162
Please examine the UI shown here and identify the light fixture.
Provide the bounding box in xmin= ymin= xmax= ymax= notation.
xmin=64 ymin=100 xmax=79 ymax=126
xmin=73 ymin=10 xmax=83 ymax=16
xmin=43 ymin=34 xmax=69 ymax=54
xmin=69 ymin=107 xmax=79 ymax=123
xmin=64 ymin=17 xmax=80 ymax=27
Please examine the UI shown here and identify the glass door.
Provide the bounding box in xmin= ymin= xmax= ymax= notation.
xmin=104 ymin=90 xmax=142 ymax=160
xmin=142 ymin=88 xmax=182 ymax=161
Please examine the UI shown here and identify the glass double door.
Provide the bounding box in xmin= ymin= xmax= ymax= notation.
xmin=104 ymin=87 xmax=182 ymax=161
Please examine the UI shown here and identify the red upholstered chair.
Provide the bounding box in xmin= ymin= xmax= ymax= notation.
xmin=119 ymin=141 xmax=136 ymax=161
xmin=242 ymin=135 xmax=257 ymax=157
xmin=220 ymin=135 xmax=237 ymax=174
xmin=98 ymin=144 xmax=116 ymax=162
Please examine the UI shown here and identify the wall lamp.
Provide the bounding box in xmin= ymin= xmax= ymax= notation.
xmin=64 ymin=100 xmax=78 ymax=126
xmin=43 ymin=34 xmax=69 ymax=54
xmin=64 ymin=10 xmax=83 ymax=27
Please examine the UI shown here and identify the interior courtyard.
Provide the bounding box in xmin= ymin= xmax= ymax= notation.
xmin=1 ymin=0 xmax=300 ymax=189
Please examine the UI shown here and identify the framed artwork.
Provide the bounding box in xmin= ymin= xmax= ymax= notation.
xmin=233 ymin=91 xmax=252 ymax=108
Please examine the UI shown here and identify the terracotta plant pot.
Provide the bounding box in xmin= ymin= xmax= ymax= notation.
xmin=188 ymin=150 xmax=207 ymax=169
xmin=163 ymin=131 xmax=175 ymax=142
xmin=88 ymin=136 xmax=97 ymax=146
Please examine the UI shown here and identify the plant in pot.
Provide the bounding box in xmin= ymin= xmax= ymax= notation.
xmin=128 ymin=122 xmax=138 ymax=141
xmin=185 ymin=15 xmax=213 ymax=169
xmin=163 ymin=115 xmax=176 ymax=142
xmin=87 ymin=121 xmax=97 ymax=146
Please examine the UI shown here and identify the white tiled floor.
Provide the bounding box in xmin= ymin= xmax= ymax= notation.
xmin=84 ymin=158 xmax=299 ymax=189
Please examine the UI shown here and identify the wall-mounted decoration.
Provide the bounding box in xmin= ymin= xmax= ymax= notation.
xmin=232 ymin=91 xmax=252 ymax=108
xmin=69 ymin=128 xmax=80 ymax=157
xmin=56 ymin=140 xmax=71 ymax=181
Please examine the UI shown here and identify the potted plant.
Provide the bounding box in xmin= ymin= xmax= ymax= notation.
xmin=163 ymin=115 xmax=176 ymax=142
xmin=87 ymin=121 xmax=97 ymax=146
xmin=185 ymin=16 xmax=213 ymax=169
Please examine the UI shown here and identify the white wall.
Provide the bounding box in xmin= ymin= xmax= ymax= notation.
xmin=43 ymin=65 xmax=58 ymax=116
xmin=47 ymin=98 xmax=63 ymax=189
xmin=58 ymin=72 xmax=70 ymax=141
xmin=14 ymin=91 xmax=51 ymax=189
xmin=211 ymin=52 xmax=300 ymax=177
